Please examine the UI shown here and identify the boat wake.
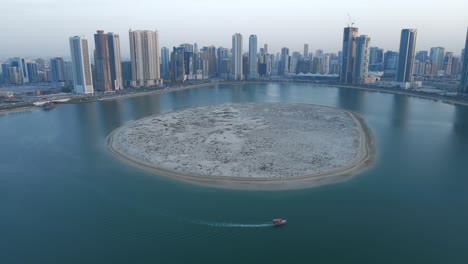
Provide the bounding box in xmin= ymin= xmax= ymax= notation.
xmin=193 ymin=220 xmax=273 ymax=228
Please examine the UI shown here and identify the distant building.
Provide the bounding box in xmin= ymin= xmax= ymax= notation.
xmin=1 ymin=64 xmax=10 ymax=83
xmin=279 ymin=47 xmax=290 ymax=75
xmin=50 ymin=57 xmax=65 ymax=82
xmin=180 ymin=43 xmax=194 ymax=53
xmin=183 ymin=50 xmax=194 ymax=79
xmin=369 ymin=47 xmax=384 ymax=71
xmin=430 ymin=47 xmax=445 ymax=75
xmin=171 ymin=47 xmax=185 ymax=83
xmin=161 ymin=47 xmax=170 ymax=79
xmin=460 ymin=28 xmax=468 ymax=93
xmin=415 ymin=51 xmax=428 ymax=63
xmin=451 ymin=57 xmax=461 ymax=77
xmin=121 ymin=61 xmax=132 ymax=86
xmin=8 ymin=67 xmax=22 ymax=84
xmin=258 ymin=52 xmax=271 ymax=76
xmin=107 ymin=32 xmax=123 ymax=90
xmin=231 ymin=33 xmax=243 ymax=80
xmin=396 ymin=29 xmax=417 ymax=83
xmin=444 ymin=52 xmax=453 ymax=76
xmin=217 ymin=47 xmax=229 ymax=77
xmin=63 ymin=61 xmax=74 ymax=84
xmin=304 ymin=44 xmax=309 ymax=59
xmin=94 ymin=30 xmax=113 ymax=92
xmin=10 ymin=58 xmax=29 ymax=84
xmin=203 ymin=46 xmax=217 ymax=78
xmin=26 ymin=62 xmax=38 ymax=83
xmin=129 ymin=30 xmax=162 ymax=87
xmin=384 ymin=51 xmax=399 ymax=77
xmin=323 ymin=54 xmax=330 ymax=74
xmin=242 ymin=54 xmax=249 ymax=78
xmin=35 ymin=58 xmax=46 ymax=71
xmin=340 ymin=27 xmax=359 ymax=84
xmin=312 ymin=57 xmax=322 ymax=74
xmin=69 ymin=36 xmax=94 ymax=94
xmin=353 ymin=35 xmax=371 ymax=84
xmin=249 ymin=35 xmax=258 ymax=80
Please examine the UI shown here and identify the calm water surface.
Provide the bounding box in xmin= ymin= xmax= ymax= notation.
xmin=1 ymin=83 xmax=467 ymax=263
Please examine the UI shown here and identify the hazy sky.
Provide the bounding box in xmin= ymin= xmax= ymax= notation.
xmin=1 ymin=0 xmax=467 ymax=60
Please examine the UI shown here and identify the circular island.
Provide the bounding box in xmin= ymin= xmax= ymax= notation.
xmin=107 ymin=103 xmax=374 ymax=190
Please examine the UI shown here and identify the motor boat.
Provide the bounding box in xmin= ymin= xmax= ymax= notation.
xmin=272 ymin=218 xmax=287 ymax=226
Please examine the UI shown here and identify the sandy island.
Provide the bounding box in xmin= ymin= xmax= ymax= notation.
xmin=107 ymin=103 xmax=374 ymax=190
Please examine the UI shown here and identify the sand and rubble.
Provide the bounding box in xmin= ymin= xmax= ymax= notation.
xmin=107 ymin=103 xmax=374 ymax=190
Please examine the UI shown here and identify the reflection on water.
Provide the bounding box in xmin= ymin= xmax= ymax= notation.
xmin=453 ymin=105 xmax=468 ymax=137
xmin=336 ymin=88 xmax=366 ymax=112
xmin=391 ymin=94 xmax=410 ymax=128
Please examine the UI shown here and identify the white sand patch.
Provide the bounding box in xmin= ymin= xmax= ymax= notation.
xmin=109 ymin=103 xmax=373 ymax=186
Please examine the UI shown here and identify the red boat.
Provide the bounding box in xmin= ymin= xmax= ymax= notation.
xmin=272 ymin=219 xmax=287 ymax=226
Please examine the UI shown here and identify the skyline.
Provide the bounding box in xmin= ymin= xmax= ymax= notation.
xmin=2 ymin=0 xmax=468 ymax=59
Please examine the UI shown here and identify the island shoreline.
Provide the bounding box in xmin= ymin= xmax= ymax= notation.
xmin=106 ymin=103 xmax=375 ymax=190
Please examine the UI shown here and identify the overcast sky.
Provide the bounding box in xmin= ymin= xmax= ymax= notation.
xmin=1 ymin=0 xmax=467 ymax=60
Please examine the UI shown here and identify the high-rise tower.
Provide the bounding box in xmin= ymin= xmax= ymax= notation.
xmin=304 ymin=44 xmax=309 ymax=59
xmin=279 ymin=48 xmax=290 ymax=75
xmin=107 ymin=32 xmax=122 ymax=90
xmin=129 ymin=30 xmax=162 ymax=87
xmin=50 ymin=57 xmax=65 ymax=82
xmin=249 ymin=35 xmax=258 ymax=80
xmin=232 ymin=33 xmax=243 ymax=80
xmin=353 ymin=35 xmax=371 ymax=85
xmin=396 ymin=29 xmax=417 ymax=83
xmin=460 ymin=28 xmax=468 ymax=93
xmin=429 ymin=47 xmax=445 ymax=76
xmin=69 ymin=36 xmax=94 ymax=94
xmin=340 ymin=27 xmax=359 ymax=84
xmin=161 ymin=47 xmax=170 ymax=79
xmin=94 ymin=30 xmax=112 ymax=92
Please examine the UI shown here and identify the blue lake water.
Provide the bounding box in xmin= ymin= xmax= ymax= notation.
xmin=0 ymin=83 xmax=467 ymax=263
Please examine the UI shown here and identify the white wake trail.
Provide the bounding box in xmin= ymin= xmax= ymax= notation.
xmin=193 ymin=220 xmax=273 ymax=228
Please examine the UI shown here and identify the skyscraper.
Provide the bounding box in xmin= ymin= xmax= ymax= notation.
xmin=171 ymin=47 xmax=185 ymax=83
xmin=217 ymin=47 xmax=230 ymax=77
xmin=50 ymin=57 xmax=65 ymax=82
xmin=264 ymin=44 xmax=268 ymax=54
xmin=415 ymin=51 xmax=428 ymax=63
xmin=107 ymin=32 xmax=123 ymax=90
xmin=10 ymin=58 xmax=29 ymax=84
xmin=180 ymin=43 xmax=194 ymax=53
xmin=279 ymin=47 xmax=290 ymax=75
xmin=231 ymin=33 xmax=243 ymax=80
xmin=69 ymin=36 xmax=94 ymax=94
xmin=129 ymin=30 xmax=162 ymax=87
xmin=384 ymin=51 xmax=399 ymax=76
xmin=249 ymin=35 xmax=258 ymax=80
xmin=443 ymin=52 xmax=453 ymax=76
xmin=396 ymin=29 xmax=417 ymax=83
xmin=429 ymin=47 xmax=445 ymax=75
xmin=460 ymin=28 xmax=468 ymax=93
xmin=353 ymin=35 xmax=370 ymax=85
xmin=369 ymin=47 xmax=384 ymax=71
xmin=304 ymin=44 xmax=309 ymax=59
xmin=63 ymin=61 xmax=74 ymax=84
xmin=323 ymin=54 xmax=330 ymax=74
xmin=340 ymin=27 xmax=358 ymax=84
xmin=94 ymin=30 xmax=112 ymax=92
xmin=161 ymin=47 xmax=170 ymax=79
xmin=26 ymin=62 xmax=38 ymax=83
xmin=121 ymin=61 xmax=132 ymax=86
